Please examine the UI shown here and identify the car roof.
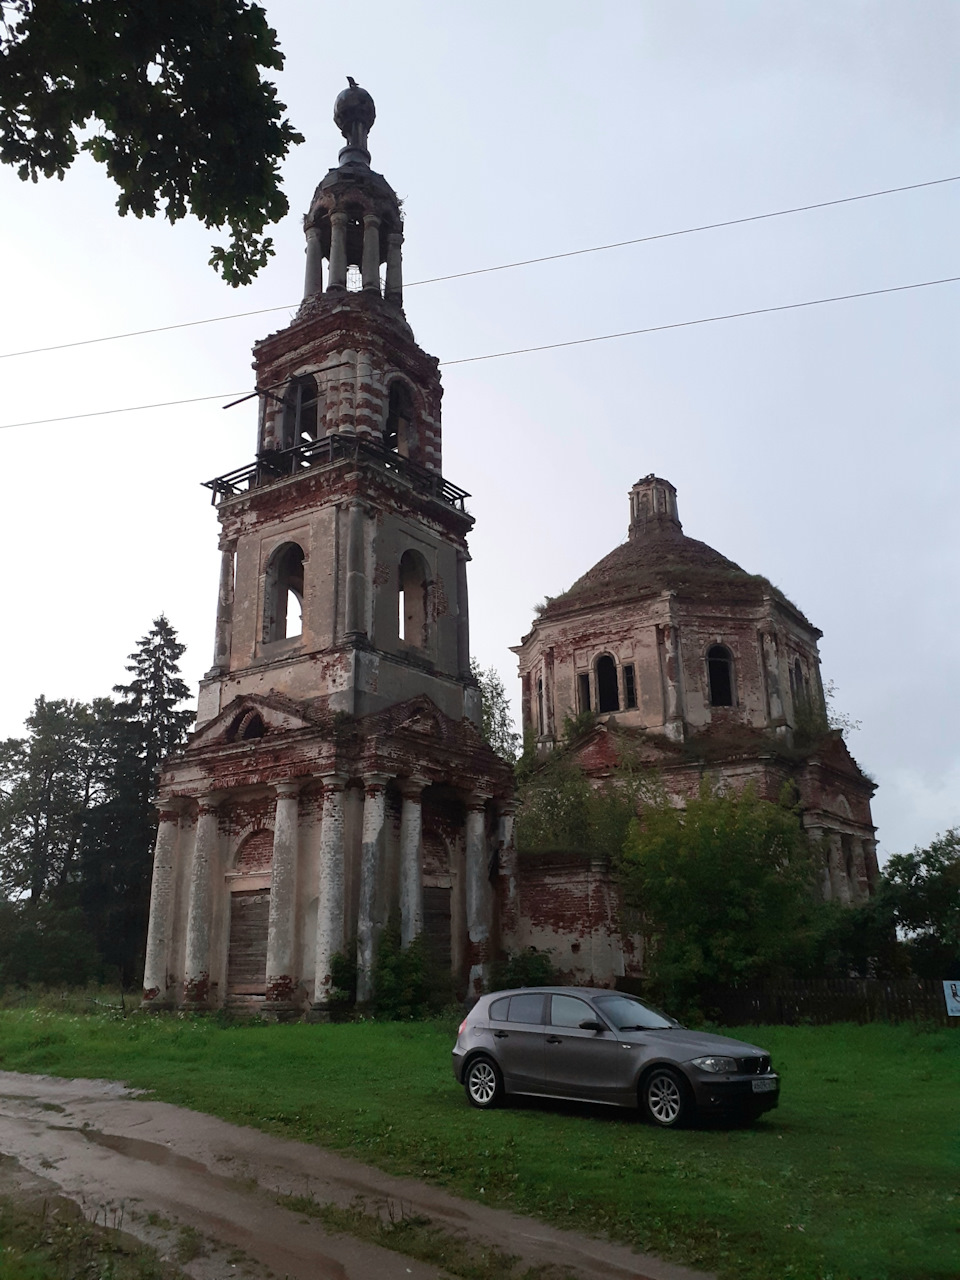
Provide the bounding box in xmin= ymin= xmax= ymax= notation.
xmin=479 ymin=987 xmax=626 ymax=999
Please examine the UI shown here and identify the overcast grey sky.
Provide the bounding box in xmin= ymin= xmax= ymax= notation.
xmin=1 ymin=1 xmax=957 ymax=860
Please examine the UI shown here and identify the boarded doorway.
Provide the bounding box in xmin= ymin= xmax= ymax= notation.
xmin=227 ymin=890 xmax=270 ymax=996
xmin=423 ymin=885 xmax=452 ymax=971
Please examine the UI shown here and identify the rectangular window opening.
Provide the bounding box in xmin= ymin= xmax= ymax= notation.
xmin=624 ymin=664 xmax=637 ymax=709
xmin=578 ymin=672 xmax=591 ymax=713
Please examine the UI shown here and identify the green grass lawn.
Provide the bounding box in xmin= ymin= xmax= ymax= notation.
xmin=0 ymin=1012 xmax=956 ymax=1280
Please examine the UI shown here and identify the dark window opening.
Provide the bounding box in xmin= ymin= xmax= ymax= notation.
xmin=707 ymin=644 xmax=734 ymax=707
xmin=385 ymin=380 xmax=414 ymax=457
xmin=623 ymin=664 xmax=637 ymax=709
xmin=537 ymin=677 xmax=545 ymax=732
xmin=281 ymin=375 xmax=323 ymax=449
xmin=577 ymin=672 xmax=591 ymax=713
xmin=229 ymin=709 xmax=266 ymax=742
xmin=263 ymin=542 xmax=305 ymax=643
xmin=596 ymin=655 xmax=620 ymax=713
xmin=398 ymin=549 xmax=430 ymax=647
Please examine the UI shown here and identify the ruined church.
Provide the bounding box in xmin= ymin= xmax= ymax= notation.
xmin=142 ymin=83 xmax=877 ymax=1011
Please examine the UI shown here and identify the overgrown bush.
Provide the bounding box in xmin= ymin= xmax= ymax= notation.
xmin=488 ymin=947 xmax=559 ymax=991
xmin=371 ymin=917 xmax=453 ymax=1019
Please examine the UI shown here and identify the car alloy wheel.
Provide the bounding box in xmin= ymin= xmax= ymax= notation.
xmin=643 ymin=1067 xmax=690 ymax=1128
xmin=465 ymin=1056 xmax=503 ymax=1109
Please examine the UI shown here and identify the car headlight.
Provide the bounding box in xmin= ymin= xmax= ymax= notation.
xmin=690 ymin=1055 xmax=738 ymax=1073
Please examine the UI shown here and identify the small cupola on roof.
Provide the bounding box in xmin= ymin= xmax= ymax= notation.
xmin=302 ymin=78 xmax=404 ymax=309
xmin=628 ymin=475 xmax=682 ymax=540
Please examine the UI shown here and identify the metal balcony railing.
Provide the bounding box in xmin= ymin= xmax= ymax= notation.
xmin=202 ymin=433 xmax=470 ymax=511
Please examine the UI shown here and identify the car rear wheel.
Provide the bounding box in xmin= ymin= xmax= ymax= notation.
xmin=642 ymin=1067 xmax=692 ymax=1128
xmin=464 ymin=1056 xmax=503 ymax=1109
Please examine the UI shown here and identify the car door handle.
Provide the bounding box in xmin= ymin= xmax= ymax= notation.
xmin=493 ymin=1030 xmax=508 ymax=1038
xmin=546 ymin=1036 xmax=563 ymax=1044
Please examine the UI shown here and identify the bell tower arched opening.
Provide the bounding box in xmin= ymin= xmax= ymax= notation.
xmin=398 ymin=549 xmax=430 ymax=648
xmin=281 ymin=375 xmax=323 ymax=450
xmin=263 ymin=543 xmax=305 ymax=643
xmin=385 ymin=380 xmax=415 ymax=458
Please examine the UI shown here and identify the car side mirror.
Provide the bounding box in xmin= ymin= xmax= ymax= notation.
xmin=579 ymin=1019 xmax=605 ymax=1033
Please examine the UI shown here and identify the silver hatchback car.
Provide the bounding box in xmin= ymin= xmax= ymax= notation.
xmin=452 ymin=987 xmax=780 ymax=1127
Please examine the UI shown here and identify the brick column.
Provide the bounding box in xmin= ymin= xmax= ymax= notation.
xmin=265 ymin=780 xmax=301 ymax=1007
xmin=345 ymin=502 xmax=367 ymax=640
xmin=361 ymin=213 xmax=381 ymax=292
xmin=142 ymin=801 xmax=182 ymax=1007
xmin=464 ymin=794 xmax=491 ymax=999
xmin=327 ymin=209 xmax=348 ymax=290
xmin=385 ymin=230 xmax=403 ymax=307
xmin=356 ymin=775 xmax=389 ymax=1003
xmin=659 ymin=624 xmax=685 ymax=740
xmin=303 ymin=224 xmax=324 ymax=298
xmin=210 ymin=543 xmax=236 ymax=674
xmin=313 ymin=775 xmax=347 ymax=1009
xmin=399 ymin=776 xmax=427 ymax=948
xmin=184 ymin=796 xmax=222 ymax=1006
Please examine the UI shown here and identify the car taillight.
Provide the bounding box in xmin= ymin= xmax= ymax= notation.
xmin=458 ymin=1018 xmax=468 ymax=1036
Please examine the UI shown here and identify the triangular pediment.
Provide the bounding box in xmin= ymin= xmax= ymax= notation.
xmin=188 ymin=694 xmax=316 ymax=750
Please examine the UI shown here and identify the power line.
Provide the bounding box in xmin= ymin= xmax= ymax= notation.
xmin=1 ymin=272 xmax=956 ymax=432
xmin=0 ymin=174 xmax=956 ymax=362
xmin=440 ymin=274 xmax=960 ymax=366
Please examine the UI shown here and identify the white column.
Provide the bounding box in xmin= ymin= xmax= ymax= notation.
xmin=303 ymin=224 xmax=324 ymax=297
xmin=142 ymin=802 xmax=181 ymax=1006
xmin=496 ymin=801 xmax=520 ymax=945
xmin=464 ymin=795 xmax=491 ymax=999
xmin=327 ymin=210 xmax=348 ymax=290
xmin=313 ymin=775 xmax=347 ymax=1007
xmin=361 ymin=213 xmax=381 ymax=292
xmin=399 ymin=777 xmax=427 ymax=948
xmin=184 ymin=796 xmax=222 ymax=1005
xmin=356 ymin=775 xmax=389 ymax=1003
xmin=265 ymin=781 xmax=301 ymax=1004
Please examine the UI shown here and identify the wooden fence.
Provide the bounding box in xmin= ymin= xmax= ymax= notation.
xmin=703 ymin=978 xmax=953 ymax=1026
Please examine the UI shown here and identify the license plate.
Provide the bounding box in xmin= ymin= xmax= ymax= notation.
xmin=752 ymin=1077 xmax=777 ymax=1093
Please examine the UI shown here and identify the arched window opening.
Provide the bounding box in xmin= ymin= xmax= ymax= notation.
xmin=263 ymin=542 xmax=305 ymax=643
xmin=398 ymin=549 xmax=429 ymax=648
xmin=384 ymin=380 xmax=415 ymax=457
xmin=707 ymin=644 xmax=734 ymax=707
xmin=229 ymin=709 xmax=266 ymax=742
xmin=281 ymin=375 xmax=323 ymax=450
xmin=596 ymin=655 xmax=620 ymax=713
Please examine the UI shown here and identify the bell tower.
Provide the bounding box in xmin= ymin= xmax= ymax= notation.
xmin=198 ymin=79 xmax=475 ymax=730
xmin=143 ymin=84 xmax=514 ymax=1019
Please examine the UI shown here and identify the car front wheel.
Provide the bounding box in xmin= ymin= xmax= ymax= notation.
xmin=642 ymin=1067 xmax=692 ymax=1128
xmin=464 ymin=1056 xmax=503 ymax=1109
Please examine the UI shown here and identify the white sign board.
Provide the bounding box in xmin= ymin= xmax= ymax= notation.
xmin=943 ymin=982 xmax=960 ymax=1017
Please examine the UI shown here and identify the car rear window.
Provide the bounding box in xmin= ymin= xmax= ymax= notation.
xmin=507 ymin=993 xmax=545 ymax=1024
xmin=489 ymin=997 xmax=509 ymax=1021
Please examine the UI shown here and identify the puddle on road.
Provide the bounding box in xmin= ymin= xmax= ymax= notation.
xmin=73 ymin=1128 xmax=211 ymax=1175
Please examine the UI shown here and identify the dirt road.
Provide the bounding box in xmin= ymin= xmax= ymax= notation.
xmin=0 ymin=1070 xmax=713 ymax=1280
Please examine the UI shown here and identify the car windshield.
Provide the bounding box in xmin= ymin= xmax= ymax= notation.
xmin=593 ymin=994 xmax=681 ymax=1030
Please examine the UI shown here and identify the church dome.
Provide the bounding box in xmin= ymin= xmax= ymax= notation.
xmin=537 ymin=476 xmax=808 ymax=624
